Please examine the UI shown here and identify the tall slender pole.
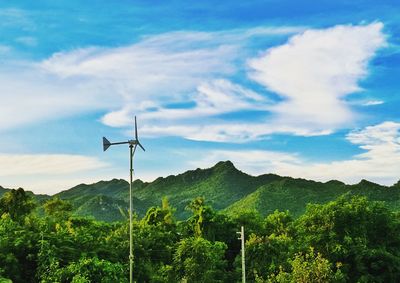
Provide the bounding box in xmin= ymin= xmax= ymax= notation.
xmin=237 ymin=226 xmax=246 ymax=283
xmin=103 ymin=116 xmax=145 ymax=283
xmin=129 ymin=144 xmax=134 ymax=283
xmin=241 ymin=226 xmax=246 ymax=283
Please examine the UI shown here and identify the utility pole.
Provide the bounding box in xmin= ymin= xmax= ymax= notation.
xmin=237 ymin=226 xmax=246 ymax=283
xmin=103 ymin=116 xmax=145 ymax=283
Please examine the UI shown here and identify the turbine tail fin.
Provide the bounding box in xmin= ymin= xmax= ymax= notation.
xmin=103 ymin=137 xmax=111 ymax=151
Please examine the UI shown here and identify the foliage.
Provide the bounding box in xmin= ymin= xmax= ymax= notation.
xmin=173 ymin=237 xmax=227 ymax=282
xmin=295 ymin=195 xmax=400 ymax=282
xmin=0 ymin=188 xmax=36 ymax=221
xmin=40 ymin=257 xmax=127 ymax=283
xmin=1 ymin=187 xmax=400 ymax=282
xmin=266 ymin=248 xmax=344 ymax=283
xmin=44 ymin=197 xmax=73 ymax=219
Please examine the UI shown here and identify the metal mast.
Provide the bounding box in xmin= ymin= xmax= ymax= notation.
xmin=103 ymin=116 xmax=145 ymax=283
xmin=237 ymin=226 xmax=246 ymax=283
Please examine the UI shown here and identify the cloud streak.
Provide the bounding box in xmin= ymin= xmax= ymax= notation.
xmin=0 ymin=153 xmax=111 ymax=194
xmin=0 ymin=23 xmax=386 ymax=143
xmin=191 ymin=121 xmax=400 ymax=185
xmin=0 ymin=153 xmax=107 ymax=176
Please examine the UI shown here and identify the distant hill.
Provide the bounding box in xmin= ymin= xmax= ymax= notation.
xmin=0 ymin=185 xmax=50 ymax=202
xmin=225 ymin=177 xmax=400 ymax=217
xmin=2 ymin=161 xmax=400 ymax=221
xmin=0 ymin=186 xmax=9 ymax=198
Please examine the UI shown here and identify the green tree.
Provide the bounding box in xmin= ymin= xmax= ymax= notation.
xmin=264 ymin=210 xmax=293 ymax=236
xmin=295 ymin=195 xmax=400 ymax=282
xmin=173 ymin=237 xmax=227 ymax=282
xmin=185 ymin=197 xmax=215 ymax=237
xmin=245 ymin=233 xmax=293 ymax=281
xmin=43 ymin=197 xmax=73 ymax=219
xmin=0 ymin=188 xmax=36 ymax=221
xmin=232 ymin=209 xmax=264 ymax=236
xmin=266 ymin=248 xmax=344 ymax=283
xmin=40 ymin=257 xmax=127 ymax=283
xmin=0 ymin=214 xmax=41 ymax=283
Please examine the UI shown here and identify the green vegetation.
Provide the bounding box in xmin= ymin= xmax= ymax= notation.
xmin=18 ymin=161 xmax=397 ymax=222
xmin=2 ymin=161 xmax=400 ymax=282
xmin=1 ymin=186 xmax=400 ymax=282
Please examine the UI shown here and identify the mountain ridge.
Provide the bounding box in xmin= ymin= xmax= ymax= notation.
xmin=1 ymin=160 xmax=400 ymax=221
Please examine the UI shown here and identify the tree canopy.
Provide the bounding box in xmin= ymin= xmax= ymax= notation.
xmin=0 ymin=190 xmax=400 ymax=282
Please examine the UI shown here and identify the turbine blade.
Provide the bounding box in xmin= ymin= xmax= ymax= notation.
xmin=138 ymin=141 xmax=145 ymax=151
xmin=135 ymin=116 xmax=138 ymax=140
xmin=103 ymin=137 xmax=111 ymax=151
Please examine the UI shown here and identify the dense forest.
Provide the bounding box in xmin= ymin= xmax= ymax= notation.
xmin=1 ymin=187 xmax=400 ymax=282
xmin=2 ymin=161 xmax=400 ymax=224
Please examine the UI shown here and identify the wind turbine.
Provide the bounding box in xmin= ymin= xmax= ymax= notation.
xmin=103 ymin=116 xmax=145 ymax=283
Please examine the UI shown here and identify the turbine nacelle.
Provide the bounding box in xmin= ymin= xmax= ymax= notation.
xmin=102 ymin=116 xmax=145 ymax=152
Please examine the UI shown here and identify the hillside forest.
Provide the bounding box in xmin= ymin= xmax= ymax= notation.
xmin=1 ymin=161 xmax=400 ymax=282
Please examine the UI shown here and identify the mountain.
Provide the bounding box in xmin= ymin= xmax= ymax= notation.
xmin=0 ymin=186 xmax=9 ymax=198
xmin=225 ymin=177 xmax=400 ymax=217
xmin=2 ymin=161 xmax=400 ymax=222
xmin=0 ymin=185 xmax=50 ymax=202
xmin=54 ymin=161 xmax=280 ymax=220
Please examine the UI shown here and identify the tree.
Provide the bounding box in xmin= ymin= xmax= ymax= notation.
xmin=295 ymin=195 xmax=400 ymax=282
xmin=245 ymin=233 xmax=293 ymax=281
xmin=173 ymin=237 xmax=227 ymax=282
xmin=40 ymin=257 xmax=127 ymax=283
xmin=43 ymin=197 xmax=73 ymax=219
xmin=264 ymin=210 xmax=293 ymax=237
xmin=0 ymin=188 xmax=36 ymax=221
xmin=266 ymin=248 xmax=344 ymax=283
xmin=0 ymin=214 xmax=41 ymax=283
xmin=185 ymin=197 xmax=215 ymax=238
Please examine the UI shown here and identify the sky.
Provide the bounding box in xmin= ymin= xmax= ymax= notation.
xmin=1 ymin=0 xmax=400 ymax=194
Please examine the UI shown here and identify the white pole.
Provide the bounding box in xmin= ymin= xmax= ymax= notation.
xmin=241 ymin=226 xmax=246 ymax=283
xmin=129 ymin=144 xmax=134 ymax=283
xmin=237 ymin=226 xmax=246 ymax=283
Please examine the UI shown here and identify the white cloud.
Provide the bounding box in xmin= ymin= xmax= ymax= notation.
xmin=0 ymin=153 xmax=107 ymax=176
xmin=362 ymin=100 xmax=384 ymax=106
xmin=191 ymin=121 xmax=400 ymax=185
xmin=35 ymin=27 xmax=302 ymax=139
xmin=0 ymin=65 xmax=119 ymax=131
xmin=116 ymin=22 xmax=385 ymax=141
xmin=0 ymin=24 xmax=386 ymax=143
xmin=248 ymin=22 xmax=386 ymax=133
xmin=140 ymin=122 xmax=331 ymax=142
xmin=0 ymin=153 xmax=111 ymax=194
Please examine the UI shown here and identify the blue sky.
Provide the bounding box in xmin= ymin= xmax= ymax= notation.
xmin=1 ymin=0 xmax=400 ymax=194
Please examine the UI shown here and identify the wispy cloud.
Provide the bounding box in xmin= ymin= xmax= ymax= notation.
xmin=191 ymin=121 xmax=400 ymax=185
xmin=362 ymin=100 xmax=384 ymax=106
xmin=0 ymin=26 xmax=299 ymax=134
xmin=248 ymin=22 xmax=386 ymax=133
xmin=0 ymin=153 xmax=107 ymax=176
xmin=0 ymin=8 xmax=35 ymax=31
xmin=0 ymin=65 xmax=119 ymax=131
xmin=0 ymin=24 xmax=386 ymax=143
xmin=0 ymin=153 xmax=111 ymax=194
xmin=15 ymin=36 xmax=37 ymax=47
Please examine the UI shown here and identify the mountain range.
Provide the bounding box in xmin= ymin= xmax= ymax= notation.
xmin=1 ymin=161 xmax=400 ymax=222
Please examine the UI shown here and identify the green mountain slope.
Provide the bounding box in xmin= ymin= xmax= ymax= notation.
xmin=226 ymin=177 xmax=400 ymax=217
xmin=0 ymin=186 xmax=9 ymax=198
xmin=2 ymin=161 xmax=400 ymax=222
xmin=132 ymin=161 xmax=281 ymax=219
xmin=53 ymin=161 xmax=280 ymax=221
xmin=0 ymin=185 xmax=50 ymax=203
